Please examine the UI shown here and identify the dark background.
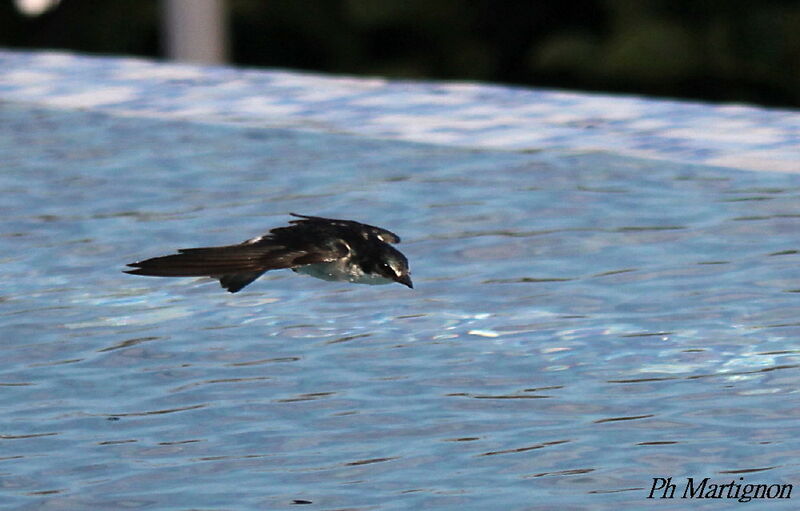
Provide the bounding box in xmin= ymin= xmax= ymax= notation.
xmin=2 ymin=0 xmax=799 ymax=108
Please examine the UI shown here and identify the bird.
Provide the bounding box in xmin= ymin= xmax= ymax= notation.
xmin=124 ymin=213 xmax=413 ymax=293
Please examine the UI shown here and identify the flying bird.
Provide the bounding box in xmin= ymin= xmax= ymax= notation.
xmin=125 ymin=214 xmax=413 ymax=293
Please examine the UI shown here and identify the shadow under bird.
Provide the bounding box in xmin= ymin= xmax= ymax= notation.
xmin=125 ymin=213 xmax=413 ymax=293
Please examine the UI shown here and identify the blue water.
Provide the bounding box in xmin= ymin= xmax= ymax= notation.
xmin=2 ymin=104 xmax=800 ymax=510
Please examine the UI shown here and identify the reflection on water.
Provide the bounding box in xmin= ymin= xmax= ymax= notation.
xmin=2 ymin=104 xmax=800 ymax=509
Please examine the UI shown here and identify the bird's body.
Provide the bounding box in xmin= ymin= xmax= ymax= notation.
xmin=125 ymin=214 xmax=412 ymax=292
xmin=293 ymin=260 xmax=393 ymax=285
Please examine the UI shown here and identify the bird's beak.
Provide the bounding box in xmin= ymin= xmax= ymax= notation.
xmin=395 ymin=273 xmax=413 ymax=289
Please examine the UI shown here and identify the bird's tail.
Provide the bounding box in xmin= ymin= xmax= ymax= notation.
xmin=125 ymin=243 xmax=310 ymax=292
xmin=125 ymin=245 xmax=275 ymax=277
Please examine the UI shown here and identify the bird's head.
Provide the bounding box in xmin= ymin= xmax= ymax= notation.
xmin=372 ymin=245 xmax=413 ymax=288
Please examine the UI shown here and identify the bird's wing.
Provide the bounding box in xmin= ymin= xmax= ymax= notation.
xmin=288 ymin=213 xmax=401 ymax=244
xmin=125 ymin=215 xmax=361 ymax=293
xmin=125 ymin=237 xmax=349 ymax=278
xmin=126 ymin=244 xmax=285 ymax=277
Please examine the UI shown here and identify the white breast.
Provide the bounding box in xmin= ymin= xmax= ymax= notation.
xmin=294 ymin=262 xmax=393 ymax=285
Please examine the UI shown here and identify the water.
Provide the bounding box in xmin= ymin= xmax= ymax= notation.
xmin=2 ymin=104 xmax=800 ymax=510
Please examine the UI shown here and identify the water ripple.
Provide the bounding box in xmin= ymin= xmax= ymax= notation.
xmin=3 ymin=103 xmax=800 ymax=510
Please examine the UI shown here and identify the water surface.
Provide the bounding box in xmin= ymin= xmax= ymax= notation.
xmin=2 ymin=104 xmax=799 ymax=510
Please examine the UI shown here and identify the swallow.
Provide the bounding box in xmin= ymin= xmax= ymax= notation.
xmin=125 ymin=213 xmax=413 ymax=293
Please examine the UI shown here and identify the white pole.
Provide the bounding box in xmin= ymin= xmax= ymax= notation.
xmin=163 ymin=0 xmax=228 ymax=64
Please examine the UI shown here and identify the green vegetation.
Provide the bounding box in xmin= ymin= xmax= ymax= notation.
xmin=2 ymin=0 xmax=798 ymax=107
